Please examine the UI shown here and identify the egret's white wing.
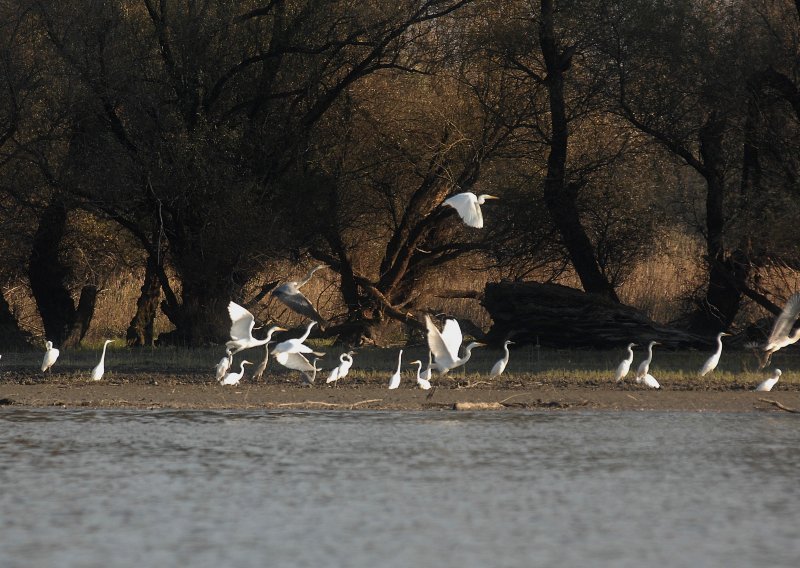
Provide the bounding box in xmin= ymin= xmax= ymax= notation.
xmin=440 ymin=319 xmax=463 ymax=360
xmin=489 ymin=358 xmax=506 ymax=378
xmin=41 ymin=349 xmax=59 ymax=372
xmin=444 ymin=193 xmax=483 ymax=228
xmin=425 ymin=315 xmax=458 ymax=369
xmin=767 ymin=293 xmax=800 ymax=345
xmin=274 ymin=351 xmax=315 ymax=372
xmin=228 ymin=302 xmax=255 ymax=341
xmin=326 ymin=367 xmax=340 ymax=383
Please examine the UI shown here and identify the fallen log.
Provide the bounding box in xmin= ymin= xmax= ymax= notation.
xmin=482 ymin=281 xmax=710 ymax=349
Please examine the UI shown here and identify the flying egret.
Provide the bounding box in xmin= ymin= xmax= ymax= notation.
xmin=272 ymin=321 xmax=324 ymax=357
xmin=253 ymin=343 xmax=271 ymax=381
xmin=637 ymin=373 xmax=661 ymax=389
xmin=226 ymin=302 xmax=286 ymax=355
xmin=755 ymin=368 xmax=781 ymax=392
xmin=214 ymin=348 xmax=233 ymax=381
xmin=271 ymin=265 xmax=328 ymax=326
xmin=41 ymin=340 xmax=60 ymax=373
xmin=220 ymin=360 xmax=252 ymax=386
xmin=700 ymin=332 xmax=731 ymax=376
xmin=326 ymin=352 xmax=354 ymax=385
xmin=761 ymin=293 xmax=800 ymax=368
xmin=273 ymin=350 xmax=318 ymax=385
xmin=489 ymin=340 xmax=514 ymax=379
xmin=90 ymin=339 xmax=115 ymax=381
xmin=442 ymin=192 xmax=499 ymax=229
xmin=636 ymin=341 xmax=660 ymax=379
xmin=388 ymin=350 xmax=403 ymax=389
xmin=614 ymin=343 xmax=637 ymax=382
xmin=424 ymin=315 xmax=486 ymax=374
xmin=410 ymin=359 xmax=431 ymax=390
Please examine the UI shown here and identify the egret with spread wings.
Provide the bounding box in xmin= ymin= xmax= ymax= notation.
xmin=272 ymin=265 xmax=327 ymax=326
xmin=424 ymin=315 xmax=485 ymax=374
xmin=442 ymin=192 xmax=499 ymax=229
xmin=226 ymin=301 xmax=286 ymax=355
xmin=761 ymin=293 xmax=800 ymax=368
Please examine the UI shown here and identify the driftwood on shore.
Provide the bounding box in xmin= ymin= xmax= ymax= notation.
xmin=482 ymin=281 xmax=710 ymax=349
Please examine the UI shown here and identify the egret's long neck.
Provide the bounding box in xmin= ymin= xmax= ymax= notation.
xmin=715 ymin=335 xmax=724 ymax=355
xmin=100 ymin=341 xmax=111 ymax=362
xmin=297 ymin=266 xmax=321 ymax=288
xmin=396 ymin=350 xmax=403 ymax=373
xmin=645 ymin=344 xmax=654 ymax=364
xmin=503 ymin=343 xmax=511 ymax=363
xmin=458 ymin=343 xmax=480 ymax=365
xmin=414 ymin=361 xmax=422 ymax=380
xmin=298 ymin=323 xmax=315 ymax=343
xmin=626 ymin=347 xmax=634 ymax=362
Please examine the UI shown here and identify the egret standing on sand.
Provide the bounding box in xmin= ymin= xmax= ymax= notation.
xmin=326 ymin=352 xmax=354 ymax=385
xmin=253 ymin=343 xmax=271 ymax=381
xmin=443 ymin=192 xmax=499 ymax=229
xmin=388 ymin=350 xmax=403 ymax=389
xmin=226 ymin=302 xmax=286 ymax=355
xmin=615 ymin=343 xmax=637 ymax=382
xmin=637 ymin=373 xmax=661 ymax=389
xmin=91 ymin=339 xmax=115 ymax=381
xmin=755 ymin=368 xmax=781 ymax=392
xmin=425 ymin=315 xmax=485 ymax=374
xmin=410 ymin=359 xmax=431 ymax=390
xmin=636 ymin=341 xmax=660 ymax=380
xmin=214 ymin=348 xmax=233 ymax=381
xmin=761 ymin=294 xmax=800 ymax=368
xmin=700 ymin=332 xmax=730 ymax=376
xmin=489 ymin=340 xmax=514 ymax=379
xmin=220 ymin=360 xmax=252 ymax=386
xmin=271 ymin=265 xmax=328 ymax=326
xmin=41 ymin=341 xmax=60 ymax=373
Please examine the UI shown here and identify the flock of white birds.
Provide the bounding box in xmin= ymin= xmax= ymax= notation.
xmin=17 ymin=194 xmax=800 ymax=393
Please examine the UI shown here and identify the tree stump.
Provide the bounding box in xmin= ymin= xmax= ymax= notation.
xmin=482 ymin=281 xmax=709 ymax=349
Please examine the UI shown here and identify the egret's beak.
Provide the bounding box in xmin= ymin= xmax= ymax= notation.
xmin=474 ymin=342 xmax=487 ymax=347
xmin=483 ymin=195 xmax=500 ymax=200
xmin=508 ymin=341 xmax=516 ymax=345
xmin=409 ymin=360 xmax=422 ymax=365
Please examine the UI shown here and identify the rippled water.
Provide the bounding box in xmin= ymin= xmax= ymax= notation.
xmin=0 ymin=409 xmax=798 ymax=568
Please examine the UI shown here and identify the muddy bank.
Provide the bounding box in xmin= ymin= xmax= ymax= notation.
xmin=1 ymin=373 xmax=799 ymax=412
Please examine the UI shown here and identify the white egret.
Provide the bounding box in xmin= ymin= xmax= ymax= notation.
xmin=489 ymin=340 xmax=514 ymax=379
xmin=761 ymin=294 xmax=800 ymax=368
xmin=90 ymin=339 xmax=115 ymax=381
xmin=272 ymin=321 xmax=324 ymax=357
xmin=388 ymin=349 xmax=403 ymax=389
xmin=424 ymin=315 xmax=485 ymax=374
xmin=755 ymin=368 xmax=781 ymax=392
xmin=614 ymin=343 xmax=637 ymax=382
xmin=226 ymin=302 xmax=286 ymax=355
xmin=272 ymin=265 xmax=327 ymax=325
xmin=410 ymin=359 xmax=431 ymax=390
xmin=326 ymin=352 xmax=354 ymax=385
xmin=214 ymin=348 xmax=233 ymax=381
xmin=41 ymin=340 xmax=60 ymax=373
xmin=700 ymin=332 xmax=731 ymax=377
xmin=310 ymin=357 xmax=321 ymax=385
xmin=636 ymin=341 xmax=660 ymax=379
xmin=273 ymin=351 xmax=317 ymax=385
xmin=253 ymin=343 xmax=271 ymax=381
xmin=422 ymin=351 xmax=433 ymax=382
xmin=442 ymin=192 xmax=499 ymax=229
xmin=637 ymin=373 xmax=661 ymax=389
xmin=220 ymin=360 xmax=252 ymax=386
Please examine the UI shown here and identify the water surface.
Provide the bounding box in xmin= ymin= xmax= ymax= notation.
xmin=1 ymin=409 xmax=797 ymax=567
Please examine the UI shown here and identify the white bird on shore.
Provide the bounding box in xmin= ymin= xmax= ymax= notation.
xmin=226 ymin=301 xmax=286 ymax=355
xmin=220 ymin=360 xmax=252 ymax=386
xmin=326 ymin=352 xmax=354 ymax=385
xmin=636 ymin=341 xmax=660 ymax=380
xmin=443 ymin=192 xmax=499 ymax=229
xmin=425 ymin=315 xmax=485 ymax=374
xmin=271 ymin=265 xmax=327 ymax=326
xmin=755 ymin=368 xmax=781 ymax=392
xmin=90 ymin=339 xmax=115 ymax=381
xmin=272 ymin=321 xmax=324 ymax=357
xmin=410 ymin=359 xmax=431 ymax=390
xmin=637 ymin=373 xmax=661 ymax=389
xmin=489 ymin=340 xmax=514 ymax=379
xmin=422 ymin=351 xmax=433 ymax=382
xmin=253 ymin=343 xmax=271 ymax=381
xmin=41 ymin=340 xmax=60 ymax=373
xmin=761 ymin=294 xmax=800 ymax=368
xmin=388 ymin=350 xmax=403 ymax=389
xmin=214 ymin=348 xmax=233 ymax=381
xmin=615 ymin=343 xmax=637 ymax=382
xmin=700 ymin=332 xmax=730 ymax=376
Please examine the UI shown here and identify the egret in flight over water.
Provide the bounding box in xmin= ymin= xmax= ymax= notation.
xmin=755 ymin=368 xmax=781 ymax=392
xmin=226 ymin=302 xmax=286 ymax=355
xmin=91 ymin=339 xmax=115 ymax=381
xmin=424 ymin=315 xmax=485 ymax=374
xmin=636 ymin=341 xmax=660 ymax=380
xmin=388 ymin=350 xmax=403 ymax=389
xmin=615 ymin=343 xmax=637 ymax=382
xmin=489 ymin=340 xmax=514 ymax=379
xmin=443 ymin=192 xmax=499 ymax=229
xmin=41 ymin=340 xmax=60 ymax=373
xmin=220 ymin=360 xmax=252 ymax=386
xmin=761 ymin=294 xmax=800 ymax=368
xmin=272 ymin=265 xmax=328 ymax=326
xmin=700 ymin=332 xmax=730 ymax=377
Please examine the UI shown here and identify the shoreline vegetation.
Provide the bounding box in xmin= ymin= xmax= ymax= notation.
xmin=1 ymin=346 xmax=798 ymax=413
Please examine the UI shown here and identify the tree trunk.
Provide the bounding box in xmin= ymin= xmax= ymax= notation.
xmin=539 ymin=0 xmax=619 ymax=303
xmin=126 ymin=254 xmax=162 ymax=347
xmin=62 ymin=285 xmax=98 ymax=348
xmin=27 ymin=197 xmax=77 ymax=345
xmin=0 ymin=291 xmax=31 ymax=350
xmin=158 ymin=276 xmax=232 ymax=346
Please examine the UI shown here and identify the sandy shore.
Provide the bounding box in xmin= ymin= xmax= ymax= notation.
xmin=1 ymin=373 xmax=799 ymax=412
